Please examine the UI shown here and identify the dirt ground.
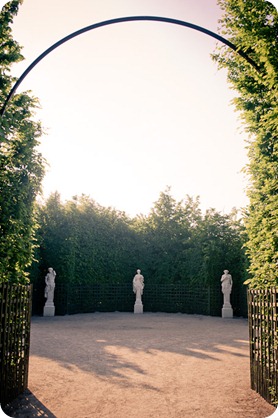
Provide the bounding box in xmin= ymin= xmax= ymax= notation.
xmin=3 ymin=312 xmax=277 ymax=418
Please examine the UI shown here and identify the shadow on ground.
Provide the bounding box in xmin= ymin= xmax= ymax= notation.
xmin=2 ymin=390 xmax=56 ymax=418
xmin=29 ymin=312 xmax=249 ymax=386
xmin=4 ymin=313 xmax=274 ymax=418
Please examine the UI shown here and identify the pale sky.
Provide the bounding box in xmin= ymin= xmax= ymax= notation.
xmin=2 ymin=0 xmax=278 ymax=217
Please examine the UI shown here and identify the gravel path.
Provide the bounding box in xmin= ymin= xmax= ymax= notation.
xmin=3 ymin=313 xmax=276 ymax=418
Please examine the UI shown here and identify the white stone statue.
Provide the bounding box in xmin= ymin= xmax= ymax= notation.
xmin=133 ymin=269 xmax=144 ymax=313
xmin=133 ymin=269 xmax=144 ymax=299
xmin=44 ymin=267 xmax=56 ymax=303
xmin=221 ymin=269 xmax=233 ymax=318
xmin=43 ymin=267 xmax=56 ymax=316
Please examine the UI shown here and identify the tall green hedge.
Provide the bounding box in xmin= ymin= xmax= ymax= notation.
xmin=0 ymin=1 xmax=45 ymax=284
xmin=213 ymin=0 xmax=278 ymax=288
xmin=32 ymin=190 xmax=248 ymax=294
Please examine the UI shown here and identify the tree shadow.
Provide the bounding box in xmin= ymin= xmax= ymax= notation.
xmin=29 ymin=312 xmax=249 ymax=391
xmin=2 ymin=389 xmax=56 ymax=417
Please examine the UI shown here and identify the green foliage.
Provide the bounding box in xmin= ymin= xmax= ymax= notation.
xmin=199 ymin=208 xmax=248 ymax=286
xmin=213 ymin=0 xmax=278 ymax=288
xmin=0 ymin=1 xmax=45 ymax=283
xmin=137 ymin=188 xmax=203 ymax=283
xmin=32 ymin=189 xmax=248 ymax=291
xmin=35 ymin=193 xmax=139 ymax=285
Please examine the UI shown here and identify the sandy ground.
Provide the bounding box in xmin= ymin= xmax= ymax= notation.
xmin=3 ymin=312 xmax=276 ymax=418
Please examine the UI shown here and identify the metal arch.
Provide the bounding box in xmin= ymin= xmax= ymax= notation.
xmin=0 ymin=15 xmax=260 ymax=117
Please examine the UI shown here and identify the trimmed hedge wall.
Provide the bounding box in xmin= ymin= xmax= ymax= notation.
xmin=32 ymin=281 xmax=247 ymax=317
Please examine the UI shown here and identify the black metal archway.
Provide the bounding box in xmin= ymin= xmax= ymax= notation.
xmin=0 ymin=15 xmax=260 ymax=116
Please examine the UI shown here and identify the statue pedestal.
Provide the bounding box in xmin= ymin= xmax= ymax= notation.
xmin=43 ymin=301 xmax=55 ymax=317
xmin=222 ymin=304 xmax=233 ymax=318
xmin=134 ymin=300 xmax=143 ymax=314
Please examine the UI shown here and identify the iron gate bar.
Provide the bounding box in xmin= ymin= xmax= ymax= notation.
xmin=0 ymin=15 xmax=261 ymax=117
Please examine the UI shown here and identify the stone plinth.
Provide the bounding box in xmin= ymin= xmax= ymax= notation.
xmin=43 ymin=302 xmax=55 ymax=317
xmin=222 ymin=305 xmax=233 ymax=318
xmin=134 ymin=301 xmax=143 ymax=314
